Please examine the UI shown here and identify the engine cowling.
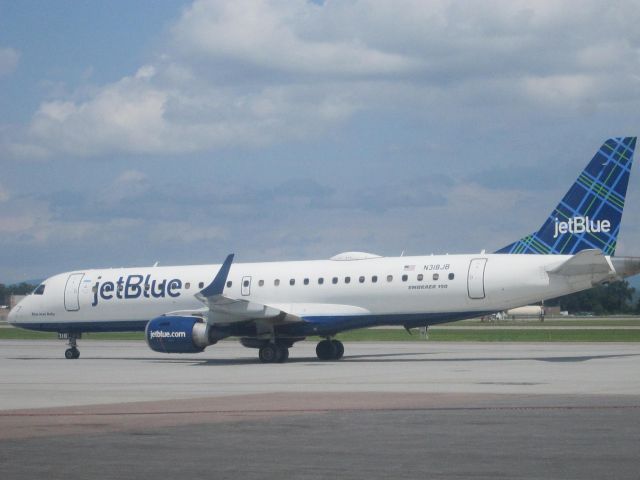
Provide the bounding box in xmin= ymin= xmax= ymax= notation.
xmin=145 ymin=316 xmax=211 ymax=353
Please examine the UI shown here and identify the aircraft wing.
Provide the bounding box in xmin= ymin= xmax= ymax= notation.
xmin=194 ymin=254 xmax=300 ymax=325
xmin=546 ymin=249 xmax=614 ymax=277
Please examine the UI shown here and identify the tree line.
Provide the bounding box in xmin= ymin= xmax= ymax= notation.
xmin=546 ymin=280 xmax=638 ymax=315
xmin=0 ymin=283 xmax=38 ymax=306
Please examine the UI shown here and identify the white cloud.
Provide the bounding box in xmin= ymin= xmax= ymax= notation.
xmin=171 ymin=0 xmax=421 ymax=76
xmin=522 ymin=74 xmax=598 ymax=105
xmin=0 ymin=47 xmax=19 ymax=76
xmin=5 ymin=0 xmax=640 ymax=159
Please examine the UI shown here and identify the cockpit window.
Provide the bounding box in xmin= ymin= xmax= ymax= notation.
xmin=33 ymin=284 xmax=45 ymax=295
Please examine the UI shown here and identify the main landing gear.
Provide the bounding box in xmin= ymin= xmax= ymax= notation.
xmin=62 ymin=333 xmax=80 ymax=359
xmin=316 ymin=339 xmax=344 ymax=361
xmin=258 ymin=343 xmax=289 ymax=363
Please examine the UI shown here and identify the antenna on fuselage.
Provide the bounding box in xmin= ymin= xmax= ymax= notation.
xmin=153 ymin=261 xmax=159 ymax=267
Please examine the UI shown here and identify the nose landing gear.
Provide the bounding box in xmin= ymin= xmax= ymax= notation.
xmin=60 ymin=333 xmax=81 ymax=359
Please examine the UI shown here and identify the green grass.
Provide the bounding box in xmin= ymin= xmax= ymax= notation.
xmin=453 ymin=318 xmax=640 ymax=327
xmin=2 ymin=326 xmax=640 ymax=342
xmin=0 ymin=329 xmax=144 ymax=341
xmin=421 ymin=329 xmax=640 ymax=342
xmin=320 ymin=328 xmax=640 ymax=342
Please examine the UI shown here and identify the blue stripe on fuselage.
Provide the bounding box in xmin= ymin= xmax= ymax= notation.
xmin=11 ymin=311 xmax=496 ymax=337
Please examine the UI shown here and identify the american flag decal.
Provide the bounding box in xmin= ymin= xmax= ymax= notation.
xmin=403 ymin=265 xmax=415 ymax=271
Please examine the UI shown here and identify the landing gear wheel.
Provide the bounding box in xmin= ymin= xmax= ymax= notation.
xmin=331 ymin=340 xmax=344 ymax=360
xmin=65 ymin=347 xmax=80 ymax=360
xmin=316 ymin=339 xmax=337 ymax=360
xmin=259 ymin=344 xmax=279 ymax=363
xmin=276 ymin=345 xmax=289 ymax=363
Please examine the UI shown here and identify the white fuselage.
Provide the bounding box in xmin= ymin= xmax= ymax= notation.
xmin=8 ymin=253 xmax=608 ymax=334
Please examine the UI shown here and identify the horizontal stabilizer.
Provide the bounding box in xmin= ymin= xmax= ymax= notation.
xmin=546 ymin=249 xmax=614 ymax=277
xmin=610 ymin=256 xmax=640 ymax=278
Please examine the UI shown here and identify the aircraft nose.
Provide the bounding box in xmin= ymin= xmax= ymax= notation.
xmin=7 ymin=305 xmax=21 ymax=325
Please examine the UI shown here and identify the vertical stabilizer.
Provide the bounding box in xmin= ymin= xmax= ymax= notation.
xmin=496 ymin=137 xmax=636 ymax=256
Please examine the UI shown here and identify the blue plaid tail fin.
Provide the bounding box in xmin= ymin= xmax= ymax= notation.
xmin=496 ymin=137 xmax=636 ymax=256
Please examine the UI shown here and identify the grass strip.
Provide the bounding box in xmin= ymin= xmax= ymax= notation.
xmin=1 ymin=327 xmax=640 ymax=342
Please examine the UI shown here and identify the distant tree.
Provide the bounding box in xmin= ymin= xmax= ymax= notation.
xmin=7 ymin=282 xmax=38 ymax=296
xmin=0 ymin=282 xmax=38 ymax=305
xmin=548 ymin=280 xmax=635 ymax=315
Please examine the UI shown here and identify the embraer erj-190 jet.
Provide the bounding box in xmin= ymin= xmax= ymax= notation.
xmin=8 ymin=137 xmax=640 ymax=362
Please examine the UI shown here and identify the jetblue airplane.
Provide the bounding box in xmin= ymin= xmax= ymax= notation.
xmin=8 ymin=137 xmax=640 ymax=362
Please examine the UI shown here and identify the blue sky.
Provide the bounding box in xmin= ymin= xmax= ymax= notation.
xmin=1 ymin=0 xmax=640 ymax=283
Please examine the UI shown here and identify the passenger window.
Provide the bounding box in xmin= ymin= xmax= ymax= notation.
xmin=274 ymin=279 xmax=280 ymax=286
xmin=145 ymin=284 xmax=150 ymax=290
xmin=448 ymin=273 xmax=455 ymax=280
xmin=433 ymin=273 xmax=439 ymax=281
xmin=198 ymin=282 xmax=204 ymax=288
xmin=332 ymin=277 xmax=338 ymax=284
xmin=372 ymin=275 xmax=378 ymax=283
xmin=259 ymin=280 xmax=264 ymax=287
xmin=318 ymin=278 xmax=324 ymax=285
xmin=401 ymin=274 xmax=408 ymax=282
xmin=34 ymin=284 xmax=45 ymax=295
xmin=226 ymin=281 xmax=233 ymax=288
xmin=417 ymin=274 xmax=423 ymax=281
xmin=387 ymin=275 xmax=393 ymax=282
xmin=243 ymin=280 xmax=249 ymax=288
xmin=118 ymin=284 xmax=123 ymax=292
xmin=304 ymin=278 xmax=309 ymax=285
xmin=290 ymin=279 xmax=295 ymax=286
xmin=92 ymin=285 xmax=98 ymax=293
xmin=185 ymin=282 xmax=191 ymax=289
xmin=345 ymin=277 xmax=351 ymax=284
xmin=359 ymin=276 xmax=365 ymax=283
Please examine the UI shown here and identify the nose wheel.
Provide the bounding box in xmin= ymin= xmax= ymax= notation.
xmin=65 ymin=347 xmax=80 ymax=359
xmin=61 ymin=333 xmax=81 ymax=359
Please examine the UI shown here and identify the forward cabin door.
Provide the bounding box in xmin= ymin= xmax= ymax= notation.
xmin=467 ymin=259 xmax=487 ymax=300
xmin=64 ymin=273 xmax=85 ymax=311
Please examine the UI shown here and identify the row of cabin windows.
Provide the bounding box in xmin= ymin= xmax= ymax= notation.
xmin=225 ymin=272 xmax=455 ymax=289
xmin=93 ymin=273 xmax=455 ymax=293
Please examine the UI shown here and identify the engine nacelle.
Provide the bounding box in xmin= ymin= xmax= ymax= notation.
xmin=145 ymin=316 xmax=211 ymax=354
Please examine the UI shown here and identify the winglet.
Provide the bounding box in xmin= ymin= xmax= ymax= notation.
xmin=199 ymin=254 xmax=235 ymax=297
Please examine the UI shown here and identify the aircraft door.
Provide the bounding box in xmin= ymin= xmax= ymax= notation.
xmin=64 ymin=273 xmax=85 ymax=311
xmin=241 ymin=276 xmax=251 ymax=296
xmin=467 ymin=259 xmax=487 ymax=300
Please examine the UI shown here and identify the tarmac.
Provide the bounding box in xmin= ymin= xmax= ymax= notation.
xmin=1 ymin=340 xmax=639 ymax=479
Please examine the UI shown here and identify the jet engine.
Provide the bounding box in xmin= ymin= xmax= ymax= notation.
xmin=145 ymin=316 xmax=213 ymax=353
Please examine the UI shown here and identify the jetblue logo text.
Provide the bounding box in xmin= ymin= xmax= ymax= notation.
xmin=91 ymin=275 xmax=182 ymax=307
xmin=553 ymin=216 xmax=611 ymax=239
